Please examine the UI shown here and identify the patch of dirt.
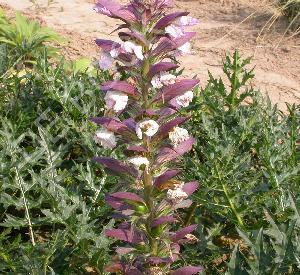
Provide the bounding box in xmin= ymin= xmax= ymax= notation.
xmin=1 ymin=0 xmax=299 ymax=109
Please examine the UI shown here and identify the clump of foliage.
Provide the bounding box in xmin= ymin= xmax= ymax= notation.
xmin=227 ymin=193 xmax=300 ymax=274
xmin=91 ymin=0 xmax=203 ymax=274
xmin=0 ymin=10 xmax=61 ymax=68
xmin=0 ymin=41 xmax=118 ymax=272
xmin=181 ymin=51 xmax=300 ymax=274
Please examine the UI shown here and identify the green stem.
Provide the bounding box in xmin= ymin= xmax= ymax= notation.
xmin=230 ymin=51 xmax=239 ymax=111
xmin=142 ymin=148 xmax=158 ymax=255
xmin=215 ymin=165 xmax=245 ymax=228
xmin=184 ymin=203 xmax=197 ymax=226
xmin=15 ymin=168 xmax=36 ymax=246
xmin=289 ymin=107 xmax=297 ymax=166
xmin=142 ymin=57 xmax=150 ymax=108
xmin=222 ymin=184 xmax=245 ymax=228
xmin=150 ymin=238 xmax=158 ymax=255
xmin=140 ymin=46 xmax=159 ymax=256
xmin=269 ymin=163 xmax=285 ymax=211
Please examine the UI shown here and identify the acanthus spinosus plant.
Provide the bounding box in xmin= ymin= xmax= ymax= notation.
xmin=92 ymin=0 xmax=202 ymax=274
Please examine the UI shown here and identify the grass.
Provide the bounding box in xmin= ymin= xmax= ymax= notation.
xmin=278 ymin=0 xmax=300 ymax=29
xmin=256 ymin=0 xmax=300 ymax=42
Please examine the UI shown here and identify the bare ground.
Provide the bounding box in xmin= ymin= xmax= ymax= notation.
xmin=1 ymin=0 xmax=299 ymax=109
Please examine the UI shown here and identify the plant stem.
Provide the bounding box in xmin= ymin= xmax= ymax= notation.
xmin=269 ymin=163 xmax=285 ymax=211
xmin=230 ymin=51 xmax=239 ymax=112
xmin=150 ymin=237 xmax=158 ymax=255
xmin=289 ymin=106 xmax=297 ymax=166
xmin=222 ymin=183 xmax=245 ymax=228
xmin=184 ymin=203 xmax=197 ymax=226
xmin=142 ymin=150 xmax=159 ymax=255
xmin=215 ymin=165 xmax=245 ymax=228
xmin=15 ymin=168 xmax=36 ymax=246
xmin=141 ymin=48 xmax=159 ymax=256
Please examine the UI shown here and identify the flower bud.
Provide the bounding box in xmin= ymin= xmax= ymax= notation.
xmin=135 ymin=204 xmax=148 ymax=214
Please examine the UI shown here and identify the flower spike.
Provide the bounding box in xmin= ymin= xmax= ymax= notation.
xmin=92 ymin=0 xmax=202 ymax=273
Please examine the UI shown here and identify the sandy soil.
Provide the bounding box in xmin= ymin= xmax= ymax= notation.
xmin=1 ymin=0 xmax=299 ymax=109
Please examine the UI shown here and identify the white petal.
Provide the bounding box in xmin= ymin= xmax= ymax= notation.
xmin=177 ymin=16 xmax=199 ymax=26
xmin=123 ymin=41 xmax=144 ymax=60
xmin=159 ymin=72 xmax=177 ymax=85
xmin=169 ymin=126 xmax=190 ymax=147
xmin=167 ymin=183 xmax=188 ymax=203
xmin=99 ymin=52 xmax=114 ymax=70
xmin=104 ymin=90 xmax=128 ymax=112
xmin=110 ymin=47 xmax=118 ymax=58
xmin=178 ymin=42 xmax=191 ymax=55
xmin=123 ymin=41 xmax=135 ymax=52
xmin=175 ymin=90 xmax=194 ymax=107
xmin=136 ymin=120 xmax=159 ymax=139
xmin=151 ymin=75 xmax=163 ymax=89
xmin=136 ymin=127 xmax=143 ymax=140
xmin=128 ymin=156 xmax=149 ymax=170
xmin=94 ymin=128 xmax=116 ymax=149
xmin=151 ymin=72 xmax=176 ymax=89
xmin=133 ymin=45 xmax=144 ymax=60
xmin=165 ymin=24 xmax=184 ymax=38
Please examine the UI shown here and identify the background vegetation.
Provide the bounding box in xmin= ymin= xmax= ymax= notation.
xmin=0 ymin=9 xmax=299 ymax=275
xmin=278 ymin=0 xmax=300 ymax=29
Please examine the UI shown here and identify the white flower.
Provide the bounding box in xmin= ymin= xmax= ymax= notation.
xmin=128 ymin=156 xmax=149 ymax=170
xmin=123 ymin=41 xmax=144 ymax=60
xmin=151 ymin=75 xmax=163 ymax=89
xmin=178 ymin=42 xmax=191 ymax=55
xmin=110 ymin=47 xmax=121 ymax=58
xmin=151 ymin=72 xmax=177 ymax=89
xmin=175 ymin=90 xmax=194 ymax=107
xmin=177 ymin=16 xmax=199 ymax=27
xmin=167 ymin=183 xmax=188 ymax=203
xmin=109 ymin=41 xmax=144 ymax=60
xmin=165 ymin=25 xmax=192 ymax=55
xmin=99 ymin=52 xmax=114 ymax=70
xmin=165 ymin=24 xmax=184 ymax=39
xmin=169 ymin=126 xmax=190 ymax=147
xmin=159 ymin=72 xmax=177 ymax=86
xmin=136 ymin=120 xmax=159 ymax=139
xmin=104 ymin=90 xmax=128 ymax=112
xmin=94 ymin=128 xmax=116 ymax=149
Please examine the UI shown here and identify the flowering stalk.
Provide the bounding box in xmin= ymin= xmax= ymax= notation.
xmin=92 ymin=0 xmax=202 ymax=274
